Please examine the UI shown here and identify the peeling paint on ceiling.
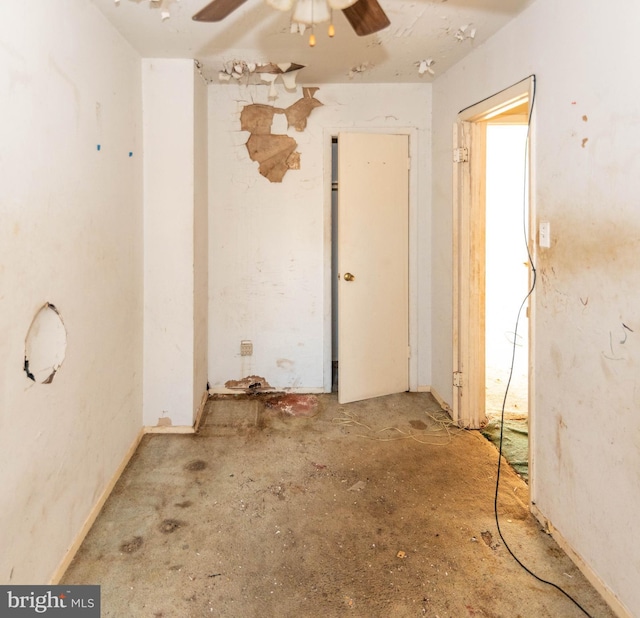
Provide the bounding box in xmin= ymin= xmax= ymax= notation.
xmin=92 ymin=0 xmax=534 ymax=84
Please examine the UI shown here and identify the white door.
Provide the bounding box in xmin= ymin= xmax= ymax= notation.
xmin=452 ymin=119 xmax=486 ymax=427
xmin=337 ymin=132 xmax=409 ymax=404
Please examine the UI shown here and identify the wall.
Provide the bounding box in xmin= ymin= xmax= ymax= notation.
xmin=142 ymin=59 xmax=208 ymax=427
xmin=207 ymin=82 xmax=432 ymax=392
xmin=0 ymin=0 xmax=143 ymax=583
xmin=432 ymin=0 xmax=640 ymax=613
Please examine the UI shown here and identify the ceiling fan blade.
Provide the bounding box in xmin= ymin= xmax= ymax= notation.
xmin=341 ymin=0 xmax=390 ymax=36
xmin=193 ymin=0 xmax=250 ymax=22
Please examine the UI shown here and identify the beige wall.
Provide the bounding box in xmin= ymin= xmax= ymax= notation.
xmin=142 ymin=59 xmax=209 ymax=427
xmin=0 ymin=0 xmax=143 ymax=583
xmin=432 ymin=0 xmax=640 ymax=613
xmin=206 ymin=82 xmax=433 ymax=392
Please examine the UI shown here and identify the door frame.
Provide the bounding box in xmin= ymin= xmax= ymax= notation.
xmin=323 ymin=127 xmax=419 ymax=395
xmin=452 ymin=77 xmax=535 ymax=428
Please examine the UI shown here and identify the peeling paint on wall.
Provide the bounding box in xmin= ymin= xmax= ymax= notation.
xmin=283 ymin=88 xmax=323 ymax=131
xmin=245 ymin=134 xmax=299 ymax=182
xmin=240 ymin=87 xmax=323 ymax=182
xmin=241 ymin=104 xmax=279 ymax=134
xmin=225 ymin=375 xmax=274 ymax=392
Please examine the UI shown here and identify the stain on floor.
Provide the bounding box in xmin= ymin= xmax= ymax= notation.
xmin=264 ymin=393 xmax=319 ymax=417
xmin=184 ymin=460 xmax=207 ymax=472
xmin=62 ymin=393 xmax=615 ymax=618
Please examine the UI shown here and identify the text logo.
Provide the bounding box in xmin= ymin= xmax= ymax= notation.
xmin=0 ymin=586 xmax=100 ymax=617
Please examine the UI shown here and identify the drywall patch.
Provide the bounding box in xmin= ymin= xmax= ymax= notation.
xmin=24 ymin=303 xmax=67 ymax=384
xmin=283 ymin=88 xmax=323 ymax=131
xmin=240 ymin=87 xmax=322 ymax=182
xmin=240 ymin=104 xmax=278 ymax=134
xmin=245 ymin=134 xmax=298 ymax=182
xmin=239 ymin=87 xmax=323 ymax=134
xmin=286 ymin=151 xmax=301 ymax=170
xmin=225 ymin=375 xmax=274 ymax=392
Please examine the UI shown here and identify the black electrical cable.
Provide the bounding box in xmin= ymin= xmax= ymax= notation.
xmin=459 ymin=75 xmax=535 ymax=116
xmin=491 ymin=75 xmax=594 ymax=618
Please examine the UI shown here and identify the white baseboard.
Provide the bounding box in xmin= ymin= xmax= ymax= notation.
xmin=49 ymin=428 xmax=144 ymax=584
xmin=531 ymin=504 xmax=631 ymax=618
xmin=143 ymin=425 xmax=195 ymax=434
xmin=50 ymin=391 xmax=211 ymax=583
xmin=144 ymin=390 xmax=210 ymax=434
xmin=193 ymin=390 xmax=208 ymax=433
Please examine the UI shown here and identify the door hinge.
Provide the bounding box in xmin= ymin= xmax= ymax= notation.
xmin=453 ymin=371 xmax=463 ymax=388
xmin=407 ymin=157 xmax=411 ymax=170
xmin=453 ymin=147 xmax=469 ymax=163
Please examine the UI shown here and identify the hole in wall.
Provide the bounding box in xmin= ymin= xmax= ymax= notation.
xmin=24 ymin=303 xmax=67 ymax=384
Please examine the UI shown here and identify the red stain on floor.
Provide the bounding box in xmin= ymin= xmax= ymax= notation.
xmin=265 ymin=394 xmax=319 ymax=417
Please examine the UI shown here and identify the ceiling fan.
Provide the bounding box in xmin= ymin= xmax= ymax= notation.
xmin=192 ymin=0 xmax=390 ymax=37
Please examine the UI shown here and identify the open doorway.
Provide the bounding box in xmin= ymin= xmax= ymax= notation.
xmin=483 ymin=120 xmax=530 ymax=480
xmin=452 ymin=76 xmax=534 ymax=479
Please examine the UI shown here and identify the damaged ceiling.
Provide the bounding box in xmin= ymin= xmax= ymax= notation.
xmin=92 ymin=0 xmax=533 ymax=84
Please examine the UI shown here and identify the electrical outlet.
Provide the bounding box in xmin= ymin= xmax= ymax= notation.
xmin=240 ymin=340 xmax=253 ymax=356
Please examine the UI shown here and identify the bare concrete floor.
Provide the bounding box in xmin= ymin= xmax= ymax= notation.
xmin=63 ymin=393 xmax=614 ymax=617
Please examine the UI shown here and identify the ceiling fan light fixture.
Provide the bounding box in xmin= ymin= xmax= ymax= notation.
xmin=191 ymin=0 xmax=390 ymax=39
xmin=292 ymin=0 xmax=330 ymax=25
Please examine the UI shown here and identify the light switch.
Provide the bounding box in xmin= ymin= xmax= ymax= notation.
xmin=539 ymin=221 xmax=551 ymax=248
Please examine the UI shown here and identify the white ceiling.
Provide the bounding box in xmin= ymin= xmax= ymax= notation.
xmin=91 ymin=0 xmax=532 ymax=84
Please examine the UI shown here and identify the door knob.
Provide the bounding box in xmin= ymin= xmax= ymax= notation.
xmin=344 ymin=272 xmax=355 ymax=282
